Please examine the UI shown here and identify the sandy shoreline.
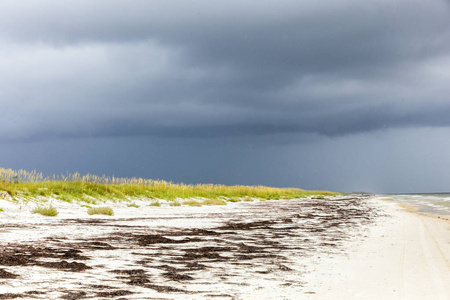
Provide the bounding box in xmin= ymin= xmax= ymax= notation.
xmin=0 ymin=196 xmax=449 ymax=299
xmin=302 ymin=197 xmax=450 ymax=300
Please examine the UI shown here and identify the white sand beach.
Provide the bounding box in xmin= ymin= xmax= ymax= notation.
xmin=0 ymin=196 xmax=449 ymax=299
xmin=301 ymin=198 xmax=450 ymax=300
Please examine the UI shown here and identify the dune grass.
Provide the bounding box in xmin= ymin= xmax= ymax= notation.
xmin=227 ymin=197 xmax=241 ymax=203
xmin=32 ymin=205 xmax=59 ymax=217
xmin=203 ymin=198 xmax=227 ymax=205
xmin=0 ymin=167 xmax=338 ymax=203
xmin=87 ymin=206 xmax=114 ymax=216
xmin=183 ymin=200 xmax=203 ymax=207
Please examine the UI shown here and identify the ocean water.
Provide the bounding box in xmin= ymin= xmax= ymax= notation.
xmin=387 ymin=193 xmax=450 ymax=216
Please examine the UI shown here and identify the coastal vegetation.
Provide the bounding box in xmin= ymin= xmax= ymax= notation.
xmin=0 ymin=167 xmax=338 ymax=205
xmin=87 ymin=206 xmax=114 ymax=216
xmin=32 ymin=205 xmax=59 ymax=217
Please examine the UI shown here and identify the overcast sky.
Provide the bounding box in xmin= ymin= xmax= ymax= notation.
xmin=1 ymin=0 xmax=450 ymax=193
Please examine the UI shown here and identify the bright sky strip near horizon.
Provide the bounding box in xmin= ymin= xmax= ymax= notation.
xmin=1 ymin=0 xmax=450 ymax=193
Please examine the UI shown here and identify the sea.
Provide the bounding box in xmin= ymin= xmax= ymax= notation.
xmin=386 ymin=193 xmax=450 ymax=216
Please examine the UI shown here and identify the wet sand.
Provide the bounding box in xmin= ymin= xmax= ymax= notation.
xmin=0 ymin=195 xmax=448 ymax=299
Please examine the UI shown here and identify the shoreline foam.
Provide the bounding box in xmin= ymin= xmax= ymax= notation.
xmin=382 ymin=193 xmax=450 ymax=218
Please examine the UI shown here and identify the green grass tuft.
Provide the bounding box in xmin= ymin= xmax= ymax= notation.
xmin=183 ymin=200 xmax=202 ymax=207
xmin=0 ymin=208 xmax=4 ymax=212
xmin=227 ymin=197 xmax=241 ymax=203
xmin=87 ymin=206 xmax=114 ymax=216
xmin=32 ymin=205 xmax=59 ymax=217
xmin=148 ymin=201 xmax=161 ymax=207
xmin=127 ymin=202 xmax=140 ymax=208
xmin=203 ymin=198 xmax=226 ymax=205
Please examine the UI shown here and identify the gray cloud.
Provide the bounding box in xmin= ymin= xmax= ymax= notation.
xmin=2 ymin=128 xmax=450 ymax=193
xmin=2 ymin=1 xmax=450 ymax=193
xmin=0 ymin=0 xmax=449 ymax=143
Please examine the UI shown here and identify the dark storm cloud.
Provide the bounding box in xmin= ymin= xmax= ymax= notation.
xmin=1 ymin=0 xmax=450 ymax=142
